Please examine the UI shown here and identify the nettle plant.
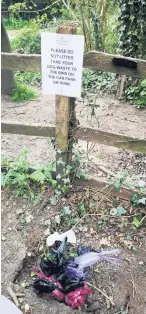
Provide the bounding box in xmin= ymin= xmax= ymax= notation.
xmin=1 ymin=144 xmax=85 ymax=200
xmin=1 ymin=149 xmax=57 ymax=198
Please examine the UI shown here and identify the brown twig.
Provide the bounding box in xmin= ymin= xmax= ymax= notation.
xmin=7 ymin=285 xmax=20 ymax=307
xmin=85 ymin=281 xmax=115 ymax=306
xmin=72 ymin=213 xmax=103 ymax=229
xmin=139 ymin=215 xmax=146 ymax=226
xmin=15 ymin=293 xmax=25 ymax=297
xmin=130 ymin=273 xmax=140 ymax=301
xmin=72 ymin=189 xmax=113 ymax=229
xmin=94 ymin=190 xmax=113 ymax=203
xmin=97 ymin=165 xmax=115 ymax=177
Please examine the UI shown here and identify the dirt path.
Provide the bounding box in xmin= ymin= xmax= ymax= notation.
xmin=2 ymin=91 xmax=146 ymax=186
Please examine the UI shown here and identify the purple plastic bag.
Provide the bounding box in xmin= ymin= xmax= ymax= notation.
xmin=67 ymin=249 xmax=121 ymax=279
xmin=74 ymin=249 xmax=120 ymax=268
xmin=67 ymin=266 xmax=85 ymax=279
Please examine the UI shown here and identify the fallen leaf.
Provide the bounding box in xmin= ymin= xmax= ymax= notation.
xmin=54 ymin=215 xmax=61 ymax=224
xmin=44 ymin=228 xmax=50 ymax=236
xmin=138 ymin=180 xmax=145 ymax=188
xmin=25 ymin=215 xmax=34 ymax=224
xmin=21 ymin=283 xmax=26 ymax=288
xmin=16 ymin=209 xmax=24 ymax=215
xmin=90 ymin=227 xmax=95 ymax=235
xmin=110 ymin=208 xmax=117 ymax=216
xmin=39 ymin=245 xmax=44 ymax=252
xmin=24 ymin=303 xmax=30 ymax=313
xmin=123 ymin=240 xmax=133 ymax=249
xmin=43 ymin=219 xmax=51 ymax=226
xmin=99 ymin=237 xmax=111 ymax=246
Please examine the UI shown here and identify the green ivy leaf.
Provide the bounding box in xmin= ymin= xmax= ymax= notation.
xmin=71 ymin=217 xmax=79 ymax=224
xmin=57 ymin=158 xmax=65 ymax=165
xmin=79 ymin=203 xmax=85 ymax=210
xmin=50 ymin=196 xmax=57 ymax=206
xmin=89 ymin=201 xmax=95 ymax=208
xmin=117 ymin=206 xmax=127 ymax=216
xmin=62 ymin=206 xmax=71 ymax=215
xmin=30 ymin=271 xmax=35 ymax=277
xmin=126 ymin=235 xmax=132 ymax=241
xmin=133 ymin=217 xmax=140 ymax=228
xmin=70 ymin=252 xmax=78 ymax=257
xmin=137 ymin=197 xmax=146 ymax=205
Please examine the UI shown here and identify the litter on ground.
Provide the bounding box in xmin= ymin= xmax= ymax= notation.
xmin=32 ymin=231 xmax=121 ymax=309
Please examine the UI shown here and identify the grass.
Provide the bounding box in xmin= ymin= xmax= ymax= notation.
xmin=12 ymin=83 xmax=37 ymax=102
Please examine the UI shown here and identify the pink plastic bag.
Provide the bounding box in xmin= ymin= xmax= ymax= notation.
xmin=65 ymin=284 xmax=91 ymax=308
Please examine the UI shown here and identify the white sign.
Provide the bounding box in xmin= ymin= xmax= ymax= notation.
xmin=41 ymin=32 xmax=84 ymax=97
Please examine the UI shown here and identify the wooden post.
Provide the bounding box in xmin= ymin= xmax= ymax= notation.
xmin=1 ymin=20 xmax=15 ymax=95
xmin=56 ymin=24 xmax=77 ymax=186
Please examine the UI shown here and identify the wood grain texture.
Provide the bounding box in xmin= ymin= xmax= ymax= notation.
xmin=73 ymin=127 xmax=146 ymax=153
xmin=1 ymin=121 xmax=55 ymax=137
xmin=55 ymin=24 xmax=76 ymax=183
xmin=1 ymin=52 xmax=41 ymax=72
xmin=83 ymin=51 xmax=146 ymax=78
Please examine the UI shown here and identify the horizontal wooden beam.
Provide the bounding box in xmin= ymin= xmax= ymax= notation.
xmin=1 ymin=121 xmax=146 ymax=153
xmin=1 ymin=52 xmax=41 ymax=72
xmin=1 ymin=121 xmax=55 ymax=137
xmin=74 ymin=178 xmax=138 ymax=201
xmin=74 ymin=127 xmax=146 ymax=153
xmin=1 ymin=51 xmax=146 ymax=78
xmin=83 ymin=51 xmax=146 ymax=78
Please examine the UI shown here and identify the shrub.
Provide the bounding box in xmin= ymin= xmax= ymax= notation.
xmin=125 ymin=79 xmax=146 ymax=108
xmin=11 ymin=27 xmax=41 ymax=54
xmin=82 ymin=69 xmax=117 ymax=94
xmin=14 ymin=71 xmax=41 ymax=86
xmin=3 ymin=17 xmax=30 ymax=30
xmin=12 ymin=83 xmax=37 ymax=102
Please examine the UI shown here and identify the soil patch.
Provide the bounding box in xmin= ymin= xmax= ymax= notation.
xmin=1 ymin=187 xmax=146 ymax=314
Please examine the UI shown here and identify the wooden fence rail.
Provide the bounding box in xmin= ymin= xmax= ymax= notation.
xmin=2 ymin=51 xmax=146 ymax=78
xmin=2 ymin=121 xmax=146 ymax=153
xmin=1 ymin=32 xmax=146 ymax=192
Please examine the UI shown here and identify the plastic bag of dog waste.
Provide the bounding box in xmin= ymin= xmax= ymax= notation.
xmin=67 ymin=249 xmax=121 ymax=279
xmin=46 ymin=229 xmax=76 ymax=247
xmin=74 ymin=249 xmax=121 ymax=268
